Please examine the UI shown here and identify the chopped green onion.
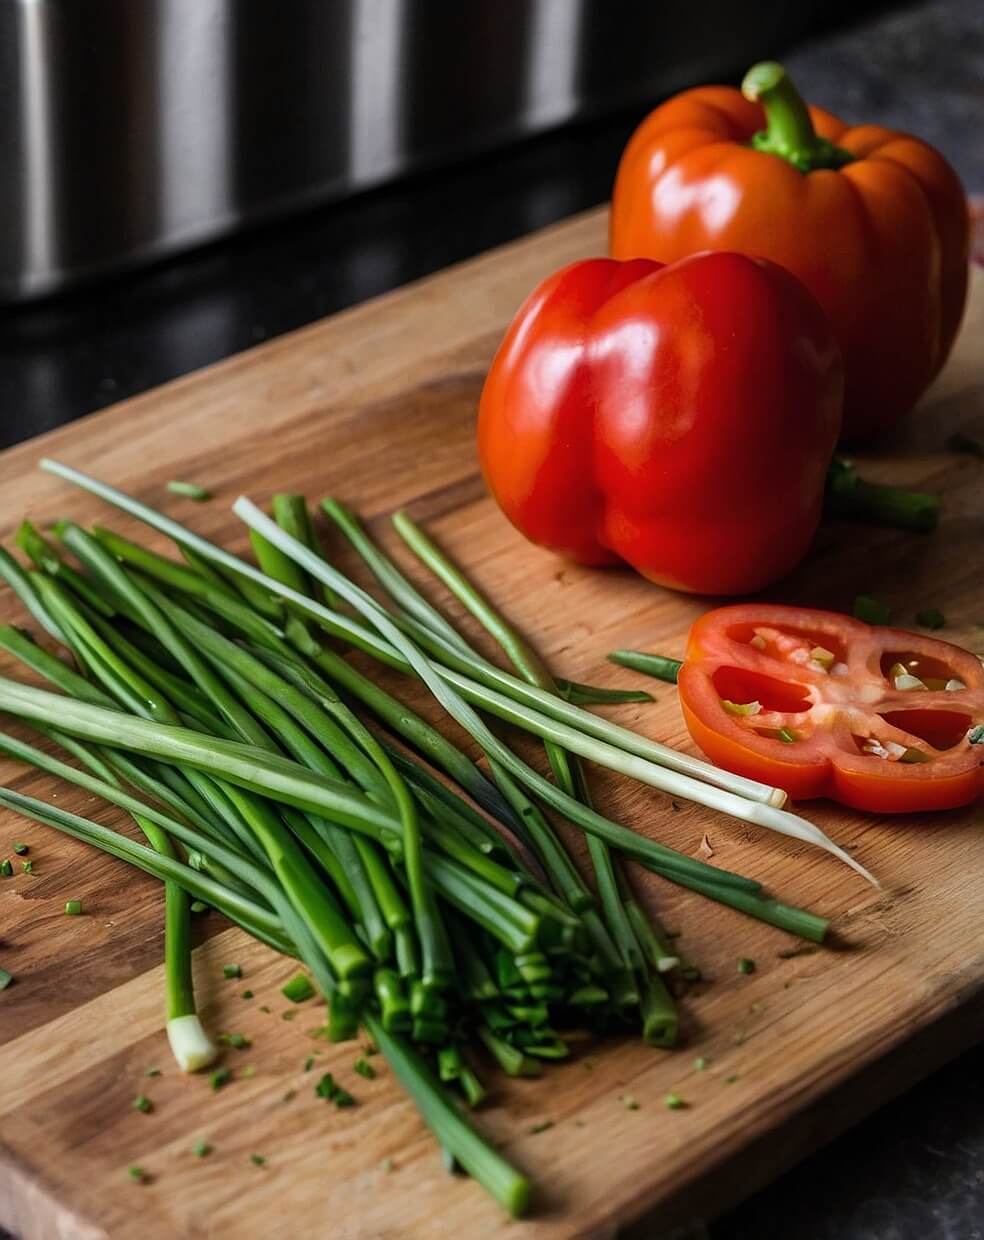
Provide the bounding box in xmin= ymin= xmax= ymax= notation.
xmin=0 ymin=860 xmax=11 ymax=877
xmin=193 ymin=1140 xmax=212 ymax=1158
xmin=969 ymin=725 xmax=984 ymax=745
xmin=281 ymin=1010 xmax=297 ymax=1021
xmin=222 ymin=964 xmax=242 ymax=979
xmin=64 ymin=899 xmax=82 ymax=914
xmin=21 ymin=860 xmax=32 ymax=873
xmin=853 ymin=595 xmax=892 ymax=625
xmin=824 ymin=460 xmax=941 ymax=532
xmin=620 ymin=1095 xmax=640 ymax=1111
xmin=0 ymin=968 xmax=13 ymax=990
xmin=242 ymin=1066 xmax=256 ymax=1079
xmin=218 ymin=1032 xmax=250 ymax=1050
xmin=528 ymin=1120 xmax=554 ymax=1134
xmin=665 ymin=1093 xmax=687 ymax=1110
xmin=354 ymin=1057 xmax=377 ymax=1080
xmin=127 ymin=1165 xmax=146 ymax=1182
xmin=777 ymin=728 xmax=797 ymax=744
xmin=241 ymin=989 xmax=253 ymax=999
xmin=145 ymin=1067 xmax=161 ymax=1077
xmin=12 ymin=843 xmax=27 ymax=855
xmin=281 ymin=972 xmax=316 ymax=1003
xmin=694 ymin=1057 xmax=709 ymax=1071
xmin=250 ymin=1154 xmax=266 ymax=1167
xmin=167 ymin=481 xmax=212 ymax=502
xmin=304 ymin=1056 xmax=315 ymax=1072
xmin=737 ymin=957 xmax=756 ymax=975
xmin=724 ymin=1074 xmax=738 ymax=1084
xmin=190 ymin=901 xmax=208 ymax=913
xmin=210 ymin=1068 xmax=231 ymax=1091
xmin=132 ymin=1094 xmax=152 ymax=1113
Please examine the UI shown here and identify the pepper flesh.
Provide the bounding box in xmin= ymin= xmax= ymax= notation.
xmin=610 ymin=62 xmax=969 ymax=442
xmin=478 ymin=252 xmax=842 ymax=596
xmin=678 ymin=604 xmax=984 ymax=813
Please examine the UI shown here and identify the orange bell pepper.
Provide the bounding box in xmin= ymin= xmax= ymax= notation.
xmin=610 ymin=61 xmax=969 ymax=443
xmin=677 ymin=604 xmax=984 ymax=812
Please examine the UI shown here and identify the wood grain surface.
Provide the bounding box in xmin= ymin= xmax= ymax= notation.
xmin=0 ymin=209 xmax=982 ymax=1240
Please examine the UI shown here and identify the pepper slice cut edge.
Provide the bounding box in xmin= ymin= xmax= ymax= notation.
xmin=678 ymin=604 xmax=984 ymax=814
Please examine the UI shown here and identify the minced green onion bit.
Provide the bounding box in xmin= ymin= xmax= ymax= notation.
xmin=315 ymin=1072 xmax=356 ymax=1107
xmin=777 ymin=728 xmax=797 ymax=744
xmin=0 ymin=968 xmax=13 ymax=990
xmin=665 ymin=1093 xmax=686 ymax=1110
xmin=167 ymin=480 xmax=212 ymax=502
xmin=22 ymin=860 xmax=32 ymax=873
xmin=210 ymin=1068 xmax=231 ymax=1091
xmin=241 ymin=989 xmax=253 ymax=999
xmin=693 ymin=1056 xmax=709 ymax=1071
xmin=0 ymin=860 xmax=11 ymax=877
xmin=64 ymin=899 xmax=82 ymax=915
xmin=969 ymin=725 xmax=984 ymax=745
xmin=127 ymin=1165 xmax=146 ymax=1182
xmin=12 ymin=843 xmax=27 ymax=855
xmin=132 ymin=1094 xmax=152 ymax=1113
xmin=722 ymin=700 xmax=761 ymax=717
xmin=853 ymin=595 xmax=891 ymax=625
xmin=222 ymin=963 xmax=242 ymax=979
xmin=737 ymin=957 xmax=756 ymax=975
xmin=281 ymin=971 xmax=315 ymax=1003
xmin=190 ymin=901 xmax=208 ymax=914
xmin=145 ymin=1067 xmax=161 ymax=1077
xmin=620 ymin=1095 xmax=640 ymax=1111
xmin=354 ymin=1057 xmax=377 ymax=1080
xmin=250 ymin=1153 xmax=266 ymax=1166
xmin=193 ymin=1140 xmax=211 ymax=1158
xmin=915 ymin=608 xmax=945 ymax=630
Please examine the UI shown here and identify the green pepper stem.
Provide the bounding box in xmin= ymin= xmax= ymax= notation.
xmin=742 ymin=61 xmax=853 ymax=173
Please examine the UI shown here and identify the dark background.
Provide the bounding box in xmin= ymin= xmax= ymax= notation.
xmin=2 ymin=1 xmax=982 ymax=1237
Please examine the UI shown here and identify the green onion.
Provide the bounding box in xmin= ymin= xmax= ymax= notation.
xmin=193 ymin=1140 xmax=211 ymax=1158
xmin=777 ymin=728 xmax=797 ymax=744
xmin=250 ymin=1154 xmax=266 ymax=1166
xmin=210 ymin=1068 xmax=231 ymax=1091
xmin=145 ymin=1067 xmax=161 ymax=1077
xmin=65 ymin=899 xmax=82 ymax=915
xmin=665 ymin=1093 xmax=687 ymax=1109
xmin=914 ymin=608 xmax=945 ymax=630
xmin=0 ymin=968 xmax=13 ymax=990
xmin=354 ymin=1057 xmax=377 ymax=1080
xmin=694 ymin=1057 xmax=709 ymax=1071
xmin=969 ymin=725 xmax=984 ymax=745
xmin=241 ymin=989 xmax=254 ymax=999
xmin=281 ymin=972 xmax=316 ymax=1003
xmin=132 ymin=1094 xmax=152 ymax=1113
xmin=737 ymin=957 xmax=756 ymax=975
xmin=127 ymin=1165 xmax=146 ymax=1182
xmin=824 ymin=460 xmax=941 ymax=532
xmin=167 ymin=481 xmax=212 ymax=502
xmin=13 ymin=843 xmax=28 ymax=855
xmin=607 ymin=650 xmax=682 ymax=683
xmin=853 ymin=595 xmax=892 ymax=625
xmin=223 ymin=964 xmax=242 ymax=979
xmin=0 ymin=860 xmax=11 ymax=877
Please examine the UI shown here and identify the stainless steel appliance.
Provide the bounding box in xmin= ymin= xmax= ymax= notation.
xmin=0 ymin=0 xmax=845 ymax=301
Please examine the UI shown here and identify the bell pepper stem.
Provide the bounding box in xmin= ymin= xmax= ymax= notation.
xmin=742 ymin=61 xmax=853 ymax=174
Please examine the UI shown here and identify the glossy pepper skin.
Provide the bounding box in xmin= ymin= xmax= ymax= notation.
xmin=478 ymin=251 xmax=843 ymax=596
xmin=610 ymin=62 xmax=969 ymax=442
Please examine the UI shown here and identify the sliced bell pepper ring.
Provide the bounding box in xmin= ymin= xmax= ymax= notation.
xmin=677 ymin=604 xmax=984 ymax=813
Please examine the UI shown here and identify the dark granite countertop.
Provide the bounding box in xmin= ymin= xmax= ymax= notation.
xmin=2 ymin=2 xmax=982 ymax=1237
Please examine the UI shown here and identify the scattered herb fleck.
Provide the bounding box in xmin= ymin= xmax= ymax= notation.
xmin=281 ymin=1010 xmax=297 ymax=1022
xmin=127 ymin=1165 xmax=146 ymax=1182
xmin=380 ymin=1156 xmax=395 ymax=1172
xmin=853 ymin=595 xmax=891 ymax=625
xmin=733 ymin=1029 xmax=747 ymax=1046
xmin=915 ymin=608 xmax=945 ymax=630
xmin=620 ymin=1094 xmax=640 ymax=1111
xmin=529 ymin=1120 xmax=554 ymax=1134
xmin=145 ymin=1067 xmax=161 ymax=1078
xmin=315 ymin=1073 xmax=356 ymax=1107
xmin=64 ymin=899 xmax=82 ymax=914
xmin=218 ymin=1032 xmax=251 ymax=1050
xmin=969 ymin=725 xmax=984 ymax=745
xmin=21 ymin=860 xmax=32 ymax=873
xmin=249 ymin=1153 xmax=266 ymax=1167
xmin=283 ymin=1089 xmax=297 ymax=1102
xmin=132 ymin=1094 xmax=152 ymax=1114
xmin=193 ymin=1140 xmax=211 ymax=1158
xmin=665 ymin=1093 xmax=687 ymax=1110
xmin=259 ymin=1005 xmax=271 ymax=1013
xmin=353 ymin=1057 xmax=376 ymax=1081
xmin=12 ymin=843 xmax=27 ymax=855
xmin=737 ymin=957 xmax=756 ymax=975
xmin=281 ymin=972 xmax=315 ymax=1003
xmin=304 ymin=1056 xmax=315 ymax=1072
xmin=0 ymin=860 xmax=12 ymax=877
xmin=694 ymin=1057 xmax=709 ymax=1072
xmin=222 ymin=963 xmax=242 ymax=979
xmin=241 ymin=989 xmax=253 ymax=999
xmin=0 ymin=968 xmax=12 ymax=990
xmin=210 ymin=1068 xmax=231 ymax=1091
xmin=724 ymin=1074 xmax=738 ymax=1084
xmin=241 ymin=1066 xmax=256 ymax=1079
xmin=167 ymin=480 xmax=212 ymax=502
xmin=190 ymin=901 xmax=208 ymax=914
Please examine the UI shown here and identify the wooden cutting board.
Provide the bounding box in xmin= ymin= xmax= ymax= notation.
xmin=1 ymin=208 xmax=982 ymax=1240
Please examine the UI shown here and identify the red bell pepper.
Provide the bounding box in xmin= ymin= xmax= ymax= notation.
xmin=610 ymin=62 xmax=969 ymax=442
xmin=678 ymin=604 xmax=984 ymax=812
xmin=478 ymin=251 xmax=842 ymax=596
